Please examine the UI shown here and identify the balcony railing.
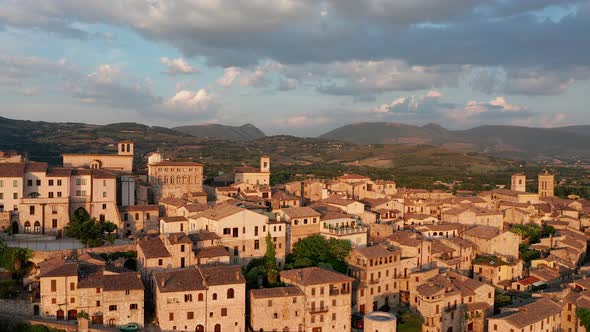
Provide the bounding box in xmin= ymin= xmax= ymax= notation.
xmin=325 ymin=226 xmax=368 ymax=235
xmin=308 ymin=306 xmax=329 ymax=314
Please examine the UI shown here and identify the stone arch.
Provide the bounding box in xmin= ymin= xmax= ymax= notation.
xmin=24 ymin=221 xmax=31 ymax=234
xmin=90 ymin=160 xmax=102 ymax=169
xmin=33 ymin=221 xmax=41 ymax=233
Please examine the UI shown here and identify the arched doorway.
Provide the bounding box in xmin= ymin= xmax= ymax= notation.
xmin=195 ymin=325 xmax=204 ymax=332
xmin=214 ymin=323 xmax=221 ymax=332
xmin=12 ymin=221 xmax=18 ymax=234
xmin=73 ymin=207 xmax=90 ymax=220
xmin=34 ymin=221 xmax=41 ymax=233
xmin=56 ymin=309 xmax=64 ymax=320
xmin=24 ymin=221 xmax=31 ymax=234
xmin=67 ymin=309 xmax=77 ymax=320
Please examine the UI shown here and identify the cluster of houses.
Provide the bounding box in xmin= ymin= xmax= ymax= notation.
xmin=2 ymin=142 xmax=590 ymax=332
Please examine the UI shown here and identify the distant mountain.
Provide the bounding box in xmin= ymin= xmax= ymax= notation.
xmin=320 ymin=122 xmax=590 ymax=162
xmin=174 ymin=123 xmax=266 ymax=141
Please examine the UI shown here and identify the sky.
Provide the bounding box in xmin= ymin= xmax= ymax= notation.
xmin=0 ymin=1 xmax=589 ymax=137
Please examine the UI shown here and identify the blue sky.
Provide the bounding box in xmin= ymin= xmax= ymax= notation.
xmin=0 ymin=0 xmax=589 ymax=136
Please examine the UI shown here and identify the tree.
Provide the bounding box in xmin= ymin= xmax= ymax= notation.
xmin=577 ymin=308 xmax=590 ymax=330
xmin=286 ymin=235 xmax=352 ymax=273
xmin=64 ymin=210 xmax=116 ymax=247
xmin=265 ymin=233 xmax=279 ymax=285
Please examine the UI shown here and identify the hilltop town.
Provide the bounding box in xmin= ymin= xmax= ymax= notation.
xmin=1 ymin=141 xmax=590 ymax=332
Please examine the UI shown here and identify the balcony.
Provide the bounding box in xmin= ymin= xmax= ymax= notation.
xmin=368 ymin=278 xmax=380 ymax=285
xmin=329 ymin=289 xmax=339 ymax=296
xmin=308 ymin=306 xmax=329 ymax=314
xmin=324 ymin=225 xmax=368 ymax=236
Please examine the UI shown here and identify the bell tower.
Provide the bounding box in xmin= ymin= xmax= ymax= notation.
xmin=118 ymin=141 xmax=134 ymax=156
xmin=538 ymin=170 xmax=555 ymax=197
xmin=511 ymin=173 xmax=526 ymax=192
xmin=260 ymin=155 xmax=270 ymax=173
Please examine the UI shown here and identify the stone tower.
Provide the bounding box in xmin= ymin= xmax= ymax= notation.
xmin=118 ymin=141 xmax=134 ymax=156
xmin=260 ymin=155 xmax=270 ymax=173
xmin=511 ymin=173 xmax=526 ymax=192
xmin=538 ymin=170 xmax=555 ymax=197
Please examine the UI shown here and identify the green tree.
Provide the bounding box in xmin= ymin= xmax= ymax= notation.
xmin=64 ymin=209 xmax=116 ymax=247
xmin=287 ymin=235 xmax=352 ymax=273
xmin=577 ymin=308 xmax=590 ymax=330
xmin=265 ymin=233 xmax=279 ymax=285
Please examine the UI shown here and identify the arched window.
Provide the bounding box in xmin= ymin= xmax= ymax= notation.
xmin=212 ymin=293 xmax=217 ymax=300
xmin=182 ymin=176 xmax=187 ymax=184
xmin=273 ymin=313 xmax=278 ymax=319
xmin=170 ymin=176 xmax=174 ymax=184
xmin=198 ymin=293 xmax=204 ymax=301
xmin=34 ymin=221 xmax=41 ymax=233
xmin=24 ymin=221 xmax=31 ymax=234
xmin=227 ymin=288 xmax=234 ymax=299
xmin=195 ymin=176 xmax=199 ymax=184
xmin=176 ymin=176 xmax=181 ymax=184
xmin=214 ymin=324 xmax=221 ymax=332
xmin=196 ymin=325 xmax=205 ymax=332
xmin=184 ymin=294 xmax=192 ymax=302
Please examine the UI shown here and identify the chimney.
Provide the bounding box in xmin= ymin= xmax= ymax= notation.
xmin=235 ymin=271 xmax=240 ymax=281
xmin=276 ymin=213 xmax=281 ymax=222
xmin=160 ymin=276 xmax=166 ymax=288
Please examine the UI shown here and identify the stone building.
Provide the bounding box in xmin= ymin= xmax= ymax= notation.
xmin=62 ymin=141 xmax=134 ymax=173
xmin=280 ymin=267 xmax=355 ymax=332
xmin=511 ymin=173 xmax=526 ymax=192
xmin=249 ymin=286 xmax=305 ymax=332
xmin=488 ymin=297 xmax=563 ymax=332
xmin=152 ymin=265 xmax=246 ymax=332
xmin=461 ymin=225 xmax=521 ymax=259
xmin=279 ymin=206 xmax=322 ymax=252
xmin=347 ymin=244 xmax=402 ymax=313
xmin=147 ymin=159 xmax=204 ymax=201
xmin=234 ymin=156 xmax=271 ymax=189
xmin=38 ymin=259 xmax=144 ymax=327
xmin=539 ymin=170 xmax=555 ymax=198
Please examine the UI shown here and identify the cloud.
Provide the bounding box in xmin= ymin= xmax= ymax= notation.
xmin=216 ymin=67 xmax=241 ymax=87
xmin=160 ymin=57 xmax=199 ymax=75
xmin=277 ymin=78 xmax=297 ymax=91
xmin=88 ymin=64 xmax=120 ymax=83
xmin=240 ymin=68 xmax=269 ymax=87
xmin=373 ymin=91 xmax=532 ymax=127
xmin=165 ymin=89 xmax=217 ymax=113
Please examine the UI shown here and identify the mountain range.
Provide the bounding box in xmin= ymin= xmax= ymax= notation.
xmin=320 ymin=122 xmax=590 ymax=162
xmin=1 ymin=116 xmax=589 ymax=163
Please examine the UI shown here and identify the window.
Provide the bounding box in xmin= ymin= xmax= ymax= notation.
xmin=125 ymin=290 xmax=130 ymax=295
xmin=130 ymin=303 xmax=138 ymax=310
xmin=198 ymin=293 xmax=204 ymax=301
xmin=187 ymin=312 xmax=194 ymax=320
xmin=96 ymin=301 xmax=100 ymax=307
xmin=29 ymin=206 xmax=35 ymax=215
xmin=221 ymin=308 xmax=227 ymax=317
xmin=13 ymin=193 xmax=17 ymax=199
xmin=27 ymin=179 xmax=33 ymax=186
xmin=109 ymin=305 xmax=117 ymax=311
xmin=99 ymin=214 xmax=105 ymax=222
xmin=13 ymin=180 xmax=18 ymax=187
xmin=70 ymin=297 xmax=75 ymax=303
xmin=0 ymin=180 xmax=3 ymax=187
xmin=48 ymin=192 xmax=54 ymax=198
xmin=223 ymin=228 xmax=231 ymax=235
xmin=232 ymin=227 xmax=238 ymax=237
xmin=36 ymin=180 xmax=41 ymax=186
xmin=146 ymin=213 xmax=151 ymax=220
xmin=57 ymin=180 xmax=62 ymax=186
xmin=57 ymin=192 xmax=62 ymax=197
xmin=181 ymin=245 xmax=185 ymax=253
xmin=49 ymin=180 xmax=54 ymax=186
xmin=169 ymin=312 xmax=174 ymax=321
xmin=158 ymin=259 xmax=163 ymax=266
xmin=102 ymin=204 xmax=107 ymax=210
xmin=0 ymin=193 xmax=3 ymax=200
xmin=227 ymin=288 xmax=234 ymax=299
xmin=268 ymin=300 xmax=273 ymax=306
xmin=212 ymin=293 xmax=217 ymax=300
xmin=96 ymin=287 xmax=101 ymax=293
xmin=254 ymin=240 xmax=260 ymax=250
xmin=70 ymin=282 xmax=75 ymax=290
xmin=51 ymin=280 xmax=56 ymax=292
xmin=184 ymin=294 xmax=192 ymax=302
xmin=52 ymin=298 xmax=56 ymax=304
xmin=52 ymin=219 xmax=58 ymax=228
xmin=254 ymin=226 xmax=259 ymax=236
xmin=51 ymin=206 xmax=57 ymax=214
xmin=102 ymin=192 xmax=107 ymax=198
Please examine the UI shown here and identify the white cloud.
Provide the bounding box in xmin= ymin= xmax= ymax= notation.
xmin=216 ymin=67 xmax=241 ymax=87
xmin=88 ymin=64 xmax=120 ymax=83
xmin=277 ymin=78 xmax=297 ymax=91
xmin=160 ymin=57 xmax=199 ymax=75
xmin=166 ymin=89 xmax=217 ymax=113
xmin=240 ymin=68 xmax=269 ymax=87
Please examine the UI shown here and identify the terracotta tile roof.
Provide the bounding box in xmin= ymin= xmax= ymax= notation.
xmin=159 ymin=197 xmax=188 ymax=207
xmin=161 ymin=216 xmax=187 ymax=223
xmin=181 ymin=203 xmax=210 ymax=213
xmin=404 ymin=213 xmax=436 ymax=221
xmin=189 ymin=231 xmax=221 ymax=242
xmin=416 ymin=274 xmax=454 ymax=297
xmin=200 ymin=265 xmax=245 ymax=285
xmin=530 ymin=267 xmax=560 ymax=282
xmin=281 ymin=207 xmax=321 ymax=219
xmin=38 ymin=260 xmax=78 ymax=278
xmin=191 ymin=203 xmax=245 ymax=220
xmin=0 ymin=162 xmax=26 ymax=177
xmin=462 ymin=225 xmax=501 ymax=240
xmin=321 ymin=211 xmax=356 ymax=221
xmin=92 ymin=169 xmax=117 ymax=179
xmin=154 ymin=268 xmax=206 ymax=293
xmin=321 ymin=196 xmax=360 ymax=207
xmin=251 ymin=286 xmax=304 ymax=299
xmin=500 ymin=297 xmax=563 ymax=328
xmin=515 ymin=276 xmax=541 ymax=286
xmin=24 ymin=162 xmax=48 ymax=173
xmin=138 ymin=237 xmax=171 ymax=259
xmin=46 ymin=167 xmax=72 ymax=177
xmin=280 ymin=267 xmax=354 ymax=286
xmin=167 ymin=232 xmax=192 ymax=244
xmin=194 ymin=246 xmax=230 ymax=258
xmin=78 ymin=270 xmax=143 ymax=291
xmin=353 ymin=244 xmax=400 ymax=259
